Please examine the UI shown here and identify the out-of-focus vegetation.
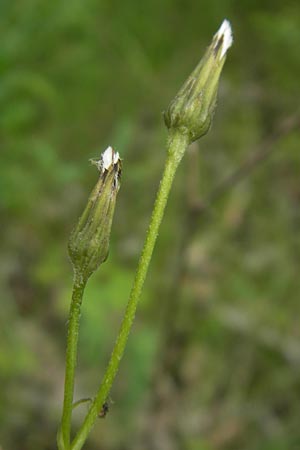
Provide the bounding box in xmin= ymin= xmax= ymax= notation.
xmin=1 ymin=0 xmax=300 ymax=449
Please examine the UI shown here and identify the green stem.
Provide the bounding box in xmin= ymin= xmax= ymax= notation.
xmin=58 ymin=274 xmax=87 ymax=450
xmin=71 ymin=132 xmax=189 ymax=450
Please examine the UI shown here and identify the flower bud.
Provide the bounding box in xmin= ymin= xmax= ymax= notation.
xmin=68 ymin=146 xmax=121 ymax=281
xmin=164 ymin=19 xmax=233 ymax=143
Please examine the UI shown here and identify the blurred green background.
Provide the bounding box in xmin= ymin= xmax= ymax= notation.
xmin=1 ymin=0 xmax=300 ymax=449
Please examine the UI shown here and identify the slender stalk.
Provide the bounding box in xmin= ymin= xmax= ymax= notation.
xmin=58 ymin=274 xmax=87 ymax=450
xmin=72 ymin=398 xmax=92 ymax=409
xmin=71 ymin=132 xmax=189 ymax=450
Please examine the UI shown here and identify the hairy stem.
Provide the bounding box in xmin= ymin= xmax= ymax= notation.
xmin=71 ymin=132 xmax=189 ymax=450
xmin=58 ymin=274 xmax=87 ymax=450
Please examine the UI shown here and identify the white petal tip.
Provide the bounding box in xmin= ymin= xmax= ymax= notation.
xmin=99 ymin=146 xmax=120 ymax=171
xmin=215 ymin=19 xmax=233 ymax=58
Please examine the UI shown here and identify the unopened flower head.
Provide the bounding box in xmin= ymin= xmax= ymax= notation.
xmin=68 ymin=146 xmax=121 ymax=282
xmin=164 ymin=19 xmax=233 ymax=144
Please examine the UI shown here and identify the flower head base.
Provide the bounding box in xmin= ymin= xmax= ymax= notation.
xmin=68 ymin=146 xmax=121 ymax=282
xmin=164 ymin=19 xmax=233 ymax=144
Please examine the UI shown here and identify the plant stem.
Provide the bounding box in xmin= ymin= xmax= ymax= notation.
xmin=71 ymin=131 xmax=189 ymax=450
xmin=58 ymin=274 xmax=87 ymax=450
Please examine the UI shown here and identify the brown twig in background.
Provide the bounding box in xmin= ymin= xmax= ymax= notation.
xmin=192 ymin=113 xmax=300 ymax=216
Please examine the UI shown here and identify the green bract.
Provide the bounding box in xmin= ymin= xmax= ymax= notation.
xmin=68 ymin=147 xmax=121 ymax=282
xmin=164 ymin=19 xmax=233 ymax=144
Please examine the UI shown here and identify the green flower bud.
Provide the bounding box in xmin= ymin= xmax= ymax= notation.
xmin=68 ymin=146 xmax=121 ymax=282
xmin=164 ymin=19 xmax=233 ymax=143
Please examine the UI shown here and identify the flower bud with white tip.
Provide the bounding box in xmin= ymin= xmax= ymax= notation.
xmin=164 ymin=19 xmax=233 ymax=144
xmin=68 ymin=146 xmax=121 ymax=282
